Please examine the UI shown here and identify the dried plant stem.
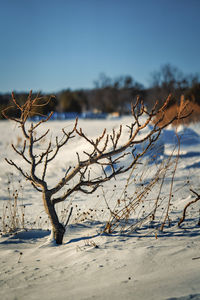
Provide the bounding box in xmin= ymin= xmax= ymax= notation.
xmin=178 ymin=189 xmax=200 ymax=226
xmin=160 ymin=130 xmax=180 ymax=231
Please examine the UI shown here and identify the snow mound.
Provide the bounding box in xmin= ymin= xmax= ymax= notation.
xmin=178 ymin=127 xmax=200 ymax=145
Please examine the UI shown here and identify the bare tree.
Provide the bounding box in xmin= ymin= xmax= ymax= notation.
xmin=3 ymin=92 xmax=189 ymax=244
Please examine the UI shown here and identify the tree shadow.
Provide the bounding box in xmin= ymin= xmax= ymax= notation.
xmin=0 ymin=229 xmax=50 ymax=245
xmin=166 ymin=293 xmax=200 ymax=300
xmin=65 ymin=233 xmax=101 ymax=245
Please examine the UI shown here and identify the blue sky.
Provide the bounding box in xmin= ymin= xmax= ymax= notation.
xmin=0 ymin=0 xmax=200 ymax=93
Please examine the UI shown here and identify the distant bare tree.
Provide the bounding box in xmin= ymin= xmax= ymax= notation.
xmin=3 ymin=92 xmax=188 ymax=244
xmin=146 ymin=64 xmax=198 ymax=109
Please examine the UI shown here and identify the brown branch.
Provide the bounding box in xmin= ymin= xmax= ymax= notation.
xmin=28 ymin=124 xmax=46 ymax=187
xmin=31 ymin=182 xmax=43 ymax=192
xmin=11 ymin=91 xmax=22 ymax=111
xmin=32 ymin=111 xmax=54 ymax=131
xmin=52 ymin=165 xmax=124 ymax=205
xmin=34 ymin=129 xmax=50 ymax=143
xmin=178 ymin=189 xmax=200 ymax=226
xmin=42 ymin=142 xmax=52 ymax=180
xmin=11 ymin=142 xmax=31 ymax=164
xmin=1 ymin=106 xmax=22 ymax=124
xmin=5 ymin=158 xmax=31 ymax=181
xmin=64 ymin=207 xmax=73 ymax=227
xmin=46 ymin=120 xmax=78 ymax=163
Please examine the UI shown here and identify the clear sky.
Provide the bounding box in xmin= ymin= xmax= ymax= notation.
xmin=0 ymin=0 xmax=200 ymax=93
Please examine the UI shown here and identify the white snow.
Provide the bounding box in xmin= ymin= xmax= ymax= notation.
xmin=0 ymin=117 xmax=200 ymax=300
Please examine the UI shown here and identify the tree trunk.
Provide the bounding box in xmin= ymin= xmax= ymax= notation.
xmin=52 ymin=222 xmax=65 ymax=245
xmin=42 ymin=191 xmax=65 ymax=244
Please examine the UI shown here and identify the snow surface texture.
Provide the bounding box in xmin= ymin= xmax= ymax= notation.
xmin=0 ymin=117 xmax=200 ymax=300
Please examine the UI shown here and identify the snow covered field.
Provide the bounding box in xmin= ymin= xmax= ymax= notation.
xmin=0 ymin=116 xmax=200 ymax=300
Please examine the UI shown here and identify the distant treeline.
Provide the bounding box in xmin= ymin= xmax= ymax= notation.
xmin=1 ymin=64 xmax=200 ymax=119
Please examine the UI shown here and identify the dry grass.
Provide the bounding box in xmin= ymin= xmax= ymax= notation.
xmin=153 ymin=99 xmax=200 ymax=127
xmin=0 ymin=184 xmax=26 ymax=234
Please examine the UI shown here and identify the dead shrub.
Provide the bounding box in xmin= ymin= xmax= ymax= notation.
xmin=153 ymin=95 xmax=200 ymax=127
